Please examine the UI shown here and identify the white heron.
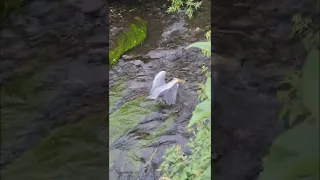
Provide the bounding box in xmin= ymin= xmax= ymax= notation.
xmin=147 ymin=71 xmax=185 ymax=105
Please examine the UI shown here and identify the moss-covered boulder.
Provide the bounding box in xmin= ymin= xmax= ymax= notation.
xmin=109 ymin=17 xmax=147 ymax=66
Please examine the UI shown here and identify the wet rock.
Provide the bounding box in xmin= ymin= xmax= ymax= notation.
xmin=122 ymin=54 xmax=134 ymax=60
xmin=146 ymin=49 xmax=178 ymax=59
xmin=162 ymin=20 xmax=188 ymax=41
xmin=139 ymin=112 xmax=166 ymax=124
xmin=130 ymin=60 xmax=144 ymax=66
xmin=267 ymin=23 xmax=292 ymax=41
xmin=1 ymin=29 xmax=17 ymax=39
xmin=142 ymin=63 xmax=153 ymax=70
xmin=27 ymin=1 xmax=57 ymax=17
xmin=229 ymin=17 xmax=254 ymax=28
xmin=153 ymin=7 xmax=161 ymax=12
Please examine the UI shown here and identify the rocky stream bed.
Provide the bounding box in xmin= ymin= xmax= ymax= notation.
xmin=109 ymin=0 xmax=210 ymax=179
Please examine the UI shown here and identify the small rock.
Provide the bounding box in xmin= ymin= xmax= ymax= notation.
xmin=142 ymin=64 xmax=152 ymax=70
xmin=122 ymin=55 xmax=133 ymax=60
xmin=195 ymin=27 xmax=203 ymax=33
xmin=131 ymin=60 xmax=143 ymax=66
xmin=190 ymin=37 xmax=197 ymax=42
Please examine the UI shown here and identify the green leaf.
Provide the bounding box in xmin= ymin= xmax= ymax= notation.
xmin=204 ymin=77 xmax=211 ymax=99
xmin=166 ymin=154 xmax=176 ymax=163
xmin=187 ymin=41 xmax=211 ymax=53
xmin=180 ymin=172 xmax=188 ymax=180
xmin=259 ymin=121 xmax=319 ymax=180
xmin=188 ymin=111 xmax=211 ymax=128
xmin=195 ymin=100 xmax=210 ymax=113
xmin=301 ymin=48 xmax=319 ymax=121
xmin=200 ymin=165 xmax=211 ymax=180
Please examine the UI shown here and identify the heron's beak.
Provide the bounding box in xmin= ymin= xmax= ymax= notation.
xmin=177 ymin=79 xmax=186 ymax=84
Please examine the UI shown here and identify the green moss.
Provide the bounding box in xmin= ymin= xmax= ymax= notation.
xmin=1 ymin=113 xmax=108 ymax=180
xmin=109 ymin=97 xmax=158 ymax=144
xmin=109 ymin=77 xmax=128 ymax=109
xmin=109 ymin=17 xmax=147 ymax=66
xmin=109 ymin=97 xmax=178 ymax=178
xmin=112 ymin=114 xmax=175 ymax=164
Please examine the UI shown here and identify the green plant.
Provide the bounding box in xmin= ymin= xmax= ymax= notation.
xmin=109 ymin=17 xmax=147 ymax=66
xmin=167 ymin=0 xmax=202 ymax=19
xmin=158 ymin=33 xmax=211 ymax=180
xmin=259 ymin=14 xmax=319 ymax=180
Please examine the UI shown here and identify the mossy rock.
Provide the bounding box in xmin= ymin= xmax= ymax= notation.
xmin=109 ymin=97 xmax=158 ymax=144
xmin=109 ymin=17 xmax=147 ymax=66
xmin=1 ymin=113 xmax=108 ymax=180
xmin=109 ymin=77 xmax=128 ymax=109
xmin=109 ymin=106 xmax=177 ymax=178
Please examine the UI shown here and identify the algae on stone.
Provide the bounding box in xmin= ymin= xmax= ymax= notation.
xmin=109 ymin=17 xmax=147 ymax=66
xmin=1 ymin=113 xmax=108 ymax=180
xmin=109 ymin=97 xmax=157 ymax=177
xmin=109 ymin=77 xmax=128 ymax=109
xmin=109 ymin=97 xmax=158 ymax=144
xmin=109 ymin=113 xmax=176 ymax=178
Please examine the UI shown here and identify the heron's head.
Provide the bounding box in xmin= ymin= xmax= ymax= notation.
xmin=174 ymin=78 xmax=185 ymax=85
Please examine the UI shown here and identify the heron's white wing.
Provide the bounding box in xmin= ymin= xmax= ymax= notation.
xmin=150 ymin=71 xmax=166 ymax=93
xmin=148 ymin=79 xmax=177 ymax=99
xmin=163 ymin=83 xmax=179 ymax=105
